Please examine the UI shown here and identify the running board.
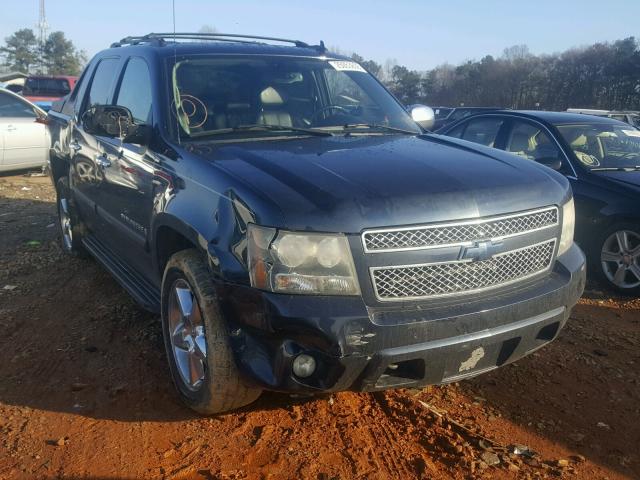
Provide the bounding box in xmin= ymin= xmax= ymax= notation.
xmin=82 ymin=235 xmax=161 ymax=313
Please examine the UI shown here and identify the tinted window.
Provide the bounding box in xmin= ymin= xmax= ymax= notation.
xmin=446 ymin=122 xmax=467 ymax=138
xmin=505 ymin=121 xmax=561 ymax=161
xmin=23 ymin=77 xmax=70 ymax=96
xmin=557 ymin=123 xmax=640 ymax=169
xmin=434 ymin=107 xmax=452 ymax=119
xmin=449 ymin=109 xmax=472 ymax=121
xmin=115 ymin=57 xmax=153 ymax=124
xmin=0 ymin=91 xmax=36 ymax=118
xmin=170 ymin=56 xmax=420 ymax=138
xmin=461 ymin=118 xmax=503 ymax=146
xmin=85 ymin=58 xmax=119 ymax=111
xmin=71 ymin=64 xmax=93 ymax=115
xmin=324 ymin=69 xmax=374 ymax=107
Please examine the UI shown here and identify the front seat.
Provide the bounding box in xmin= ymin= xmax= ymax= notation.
xmin=509 ymin=132 xmax=532 ymax=158
xmin=532 ymin=134 xmax=559 ymax=160
xmin=258 ymin=86 xmax=292 ymax=127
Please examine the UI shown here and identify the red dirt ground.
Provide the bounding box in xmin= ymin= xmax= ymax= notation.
xmin=1 ymin=174 xmax=638 ymax=479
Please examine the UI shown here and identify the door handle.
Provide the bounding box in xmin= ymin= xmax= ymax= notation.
xmin=95 ymin=154 xmax=112 ymax=168
xmin=70 ymin=142 xmax=81 ymax=152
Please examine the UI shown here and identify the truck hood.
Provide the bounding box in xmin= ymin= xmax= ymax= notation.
xmin=189 ymin=134 xmax=569 ymax=233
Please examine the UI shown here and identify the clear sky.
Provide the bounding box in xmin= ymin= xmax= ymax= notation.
xmin=2 ymin=0 xmax=639 ymax=70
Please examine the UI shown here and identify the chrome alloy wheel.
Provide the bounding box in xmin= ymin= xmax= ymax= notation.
xmin=167 ymin=279 xmax=208 ymax=391
xmin=58 ymin=197 xmax=73 ymax=251
xmin=601 ymin=230 xmax=640 ymax=289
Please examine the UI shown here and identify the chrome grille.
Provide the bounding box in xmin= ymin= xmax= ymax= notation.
xmin=363 ymin=207 xmax=558 ymax=252
xmin=371 ymin=239 xmax=556 ymax=301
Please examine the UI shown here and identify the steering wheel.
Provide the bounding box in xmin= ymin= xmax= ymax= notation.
xmin=310 ymin=105 xmax=350 ymax=124
xmin=575 ymin=151 xmax=601 ymax=167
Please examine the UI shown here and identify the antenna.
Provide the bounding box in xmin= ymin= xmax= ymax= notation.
xmin=37 ymin=0 xmax=49 ymax=73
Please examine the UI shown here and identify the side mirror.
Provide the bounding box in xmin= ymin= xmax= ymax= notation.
xmin=535 ymin=157 xmax=562 ymax=171
xmin=83 ymin=105 xmax=150 ymax=145
xmin=408 ymin=104 xmax=435 ymax=130
xmin=123 ymin=124 xmax=152 ymax=146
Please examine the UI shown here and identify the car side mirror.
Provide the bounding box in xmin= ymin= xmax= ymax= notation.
xmin=122 ymin=124 xmax=152 ymax=146
xmin=83 ymin=105 xmax=150 ymax=145
xmin=408 ymin=104 xmax=435 ymax=130
xmin=535 ymin=157 xmax=563 ymax=171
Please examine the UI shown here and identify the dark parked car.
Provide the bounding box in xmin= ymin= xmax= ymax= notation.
xmin=47 ymin=33 xmax=585 ymax=414
xmin=22 ymin=75 xmax=78 ymax=104
xmin=433 ymin=106 xmax=453 ymax=122
xmin=567 ymin=109 xmax=640 ymax=129
xmin=433 ymin=106 xmax=504 ymax=130
xmin=438 ymin=110 xmax=640 ymax=295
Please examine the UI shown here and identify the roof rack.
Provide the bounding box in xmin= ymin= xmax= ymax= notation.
xmin=110 ymin=33 xmax=326 ymax=52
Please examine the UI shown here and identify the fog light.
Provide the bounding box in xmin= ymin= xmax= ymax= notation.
xmin=292 ymin=354 xmax=316 ymax=378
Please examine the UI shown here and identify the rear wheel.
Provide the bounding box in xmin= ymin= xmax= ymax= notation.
xmin=161 ymin=249 xmax=261 ymax=414
xmin=55 ymin=176 xmax=86 ymax=256
xmin=596 ymin=223 xmax=640 ymax=296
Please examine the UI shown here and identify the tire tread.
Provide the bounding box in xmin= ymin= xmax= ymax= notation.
xmin=162 ymin=249 xmax=261 ymax=414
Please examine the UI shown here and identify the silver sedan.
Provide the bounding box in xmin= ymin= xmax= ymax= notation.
xmin=0 ymin=88 xmax=49 ymax=173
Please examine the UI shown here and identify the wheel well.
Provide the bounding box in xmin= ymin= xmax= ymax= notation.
xmin=155 ymin=226 xmax=198 ymax=276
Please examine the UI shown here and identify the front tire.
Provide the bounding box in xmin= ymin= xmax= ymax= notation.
xmin=595 ymin=223 xmax=640 ymax=296
xmin=55 ymin=176 xmax=86 ymax=256
xmin=161 ymin=249 xmax=261 ymax=414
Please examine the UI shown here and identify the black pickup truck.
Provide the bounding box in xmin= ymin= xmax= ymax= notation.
xmin=47 ymin=33 xmax=586 ymax=414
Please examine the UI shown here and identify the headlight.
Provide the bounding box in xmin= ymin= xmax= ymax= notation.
xmin=558 ymin=198 xmax=575 ymax=256
xmin=248 ymin=225 xmax=361 ymax=295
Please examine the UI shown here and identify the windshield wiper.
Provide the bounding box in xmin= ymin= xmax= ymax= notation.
xmin=591 ymin=166 xmax=640 ymax=172
xmin=333 ymin=123 xmax=419 ymax=135
xmin=190 ymin=124 xmax=333 ymax=138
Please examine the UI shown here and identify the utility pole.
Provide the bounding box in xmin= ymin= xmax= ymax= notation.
xmin=37 ymin=0 xmax=48 ymax=73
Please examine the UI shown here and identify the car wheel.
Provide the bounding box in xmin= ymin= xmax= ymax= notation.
xmin=596 ymin=223 xmax=640 ymax=296
xmin=55 ymin=176 xmax=86 ymax=256
xmin=161 ymin=249 xmax=262 ymax=414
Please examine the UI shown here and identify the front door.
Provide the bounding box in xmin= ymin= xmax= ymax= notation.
xmin=70 ymin=57 xmax=121 ymax=232
xmin=90 ymin=56 xmax=159 ymax=281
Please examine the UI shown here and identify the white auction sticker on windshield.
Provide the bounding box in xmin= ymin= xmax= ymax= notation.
xmin=328 ymin=61 xmax=367 ymax=73
xmin=622 ymin=129 xmax=640 ymax=137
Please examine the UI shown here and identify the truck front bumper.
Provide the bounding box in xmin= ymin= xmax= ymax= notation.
xmin=218 ymin=244 xmax=586 ymax=393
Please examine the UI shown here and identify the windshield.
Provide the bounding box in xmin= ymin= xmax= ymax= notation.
xmin=169 ymin=56 xmax=420 ymax=139
xmin=556 ymin=123 xmax=640 ymax=170
xmin=23 ymin=77 xmax=71 ymax=96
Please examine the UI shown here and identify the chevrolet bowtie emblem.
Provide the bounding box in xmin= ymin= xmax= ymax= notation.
xmin=459 ymin=240 xmax=503 ymax=262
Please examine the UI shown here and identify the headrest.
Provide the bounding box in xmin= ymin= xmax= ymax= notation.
xmin=570 ymin=134 xmax=587 ymax=147
xmin=260 ymin=87 xmax=284 ymax=105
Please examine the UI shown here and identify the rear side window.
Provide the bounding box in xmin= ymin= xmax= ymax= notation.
xmin=0 ymin=91 xmax=36 ymax=118
xmin=461 ymin=118 xmax=504 ymax=147
xmin=115 ymin=57 xmax=153 ymax=124
xmin=85 ymin=58 xmax=120 ymax=111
